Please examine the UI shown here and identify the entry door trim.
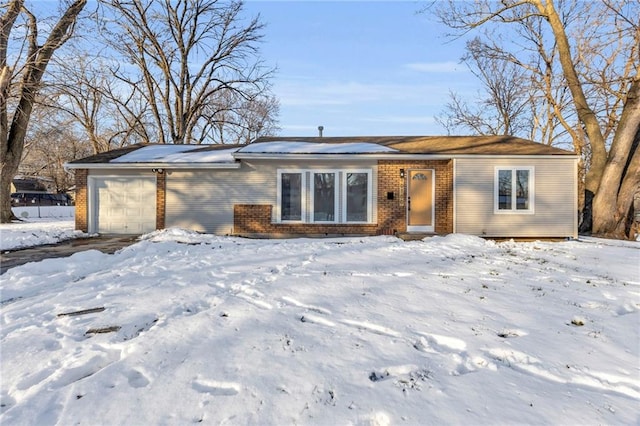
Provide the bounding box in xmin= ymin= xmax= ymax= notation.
xmin=406 ymin=169 xmax=435 ymax=233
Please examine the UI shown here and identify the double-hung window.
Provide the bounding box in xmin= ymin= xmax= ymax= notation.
xmin=277 ymin=169 xmax=372 ymax=223
xmin=495 ymin=167 xmax=534 ymax=213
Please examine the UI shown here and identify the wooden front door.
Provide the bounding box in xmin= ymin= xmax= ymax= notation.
xmin=407 ymin=169 xmax=434 ymax=232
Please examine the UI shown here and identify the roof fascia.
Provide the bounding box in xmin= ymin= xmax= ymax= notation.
xmin=64 ymin=162 xmax=241 ymax=170
xmin=233 ymin=153 xmax=578 ymax=161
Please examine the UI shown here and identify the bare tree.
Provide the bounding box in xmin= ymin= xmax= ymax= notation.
xmin=46 ymin=49 xmax=153 ymax=154
xmin=1 ymin=0 xmax=87 ymax=223
xmin=101 ymin=0 xmax=275 ymax=145
xmin=430 ymin=0 xmax=639 ymax=239
xmin=20 ymin=107 xmax=92 ymax=192
xmin=437 ymin=38 xmax=532 ymax=138
xmin=234 ymin=94 xmax=280 ymax=143
xmin=42 ymin=53 xmax=111 ymax=154
xmin=205 ymin=90 xmax=280 ymax=144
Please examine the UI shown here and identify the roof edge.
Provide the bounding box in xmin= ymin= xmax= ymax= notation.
xmin=233 ymin=153 xmax=578 ymax=160
xmin=64 ymin=162 xmax=241 ymax=170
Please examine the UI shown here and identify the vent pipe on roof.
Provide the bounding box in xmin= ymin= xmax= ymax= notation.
xmin=318 ymin=126 xmax=324 ymax=137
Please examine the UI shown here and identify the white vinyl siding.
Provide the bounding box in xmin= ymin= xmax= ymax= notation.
xmin=165 ymin=166 xmax=271 ymax=234
xmin=455 ymin=158 xmax=577 ymax=238
xmin=165 ymin=160 xmax=377 ymax=234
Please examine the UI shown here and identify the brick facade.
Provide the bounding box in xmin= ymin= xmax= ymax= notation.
xmin=74 ymin=169 xmax=88 ymax=232
xmin=234 ymin=160 xmax=454 ymax=237
xmin=378 ymin=160 xmax=454 ymax=235
xmin=156 ymin=172 xmax=166 ymax=230
xmin=234 ymin=204 xmax=380 ymax=236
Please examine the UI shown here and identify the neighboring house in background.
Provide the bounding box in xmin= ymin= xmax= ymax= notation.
xmin=64 ymin=136 xmax=578 ymax=239
xmin=11 ymin=176 xmax=55 ymax=194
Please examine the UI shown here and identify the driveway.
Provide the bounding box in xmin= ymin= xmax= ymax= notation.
xmin=0 ymin=236 xmax=139 ymax=275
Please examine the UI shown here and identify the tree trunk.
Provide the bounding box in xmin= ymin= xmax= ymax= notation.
xmin=535 ymin=0 xmax=610 ymax=233
xmin=0 ymin=130 xmax=15 ymax=222
xmin=592 ymin=77 xmax=640 ymax=238
xmin=0 ymin=0 xmax=87 ymax=223
xmin=614 ymin=134 xmax=640 ymax=238
xmin=0 ymin=1 xmax=23 ymax=222
xmin=0 ymin=151 xmax=19 ymax=223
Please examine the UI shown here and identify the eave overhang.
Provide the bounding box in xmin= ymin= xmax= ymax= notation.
xmin=64 ymin=162 xmax=241 ymax=170
xmin=232 ymin=152 xmax=578 ymax=161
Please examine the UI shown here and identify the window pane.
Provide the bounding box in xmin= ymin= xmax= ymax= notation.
xmin=498 ymin=170 xmax=512 ymax=210
xmin=281 ymin=173 xmax=302 ymax=220
xmin=314 ymin=173 xmax=335 ymax=221
xmin=347 ymin=172 xmax=368 ymax=221
xmin=516 ymin=170 xmax=530 ymax=210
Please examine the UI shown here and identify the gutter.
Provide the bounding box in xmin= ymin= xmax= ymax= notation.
xmin=64 ymin=162 xmax=242 ymax=171
xmin=232 ymin=153 xmax=579 ymax=161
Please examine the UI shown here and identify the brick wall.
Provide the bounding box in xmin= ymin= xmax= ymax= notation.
xmin=377 ymin=162 xmax=407 ymax=234
xmin=234 ymin=159 xmax=454 ymax=237
xmin=74 ymin=169 xmax=88 ymax=232
xmin=378 ymin=160 xmax=454 ymax=234
xmin=156 ymin=172 xmax=166 ymax=230
xmin=234 ymin=204 xmax=379 ymax=236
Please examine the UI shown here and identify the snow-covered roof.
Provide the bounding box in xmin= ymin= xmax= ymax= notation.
xmin=65 ymin=136 xmax=577 ymax=169
xmin=111 ymin=145 xmax=237 ymax=163
xmin=65 ymin=144 xmax=242 ymax=169
xmin=236 ymin=141 xmax=398 ymax=154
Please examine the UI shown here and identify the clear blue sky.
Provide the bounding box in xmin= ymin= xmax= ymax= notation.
xmin=243 ymin=0 xmax=478 ymax=137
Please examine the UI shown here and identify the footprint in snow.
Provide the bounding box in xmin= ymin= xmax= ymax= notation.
xmin=340 ymin=319 xmax=401 ymax=337
xmin=413 ymin=332 xmax=466 ymax=352
xmin=450 ymin=353 xmax=496 ymax=376
xmin=127 ymin=369 xmax=150 ymax=388
xmin=616 ymin=302 xmax=639 ymax=316
xmin=300 ymin=314 xmax=336 ymax=327
xmin=497 ymin=328 xmax=527 ymax=338
xmin=282 ymin=296 xmax=332 ymax=315
xmin=192 ymin=379 xmax=240 ymax=396
xmin=368 ymin=365 xmax=432 ymax=391
xmin=412 ymin=333 xmax=494 ymax=376
xmin=236 ymin=294 xmax=273 ymax=310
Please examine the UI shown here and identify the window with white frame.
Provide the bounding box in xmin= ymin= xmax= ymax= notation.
xmin=313 ymin=172 xmax=337 ymax=222
xmin=277 ymin=169 xmax=373 ymax=223
xmin=495 ymin=167 xmax=534 ymax=213
xmin=345 ymin=172 xmax=369 ymax=222
xmin=280 ymin=172 xmax=303 ymax=221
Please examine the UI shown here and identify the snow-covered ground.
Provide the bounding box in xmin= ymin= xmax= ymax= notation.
xmin=0 ymin=208 xmax=79 ymax=251
xmin=0 ymin=222 xmax=638 ymax=425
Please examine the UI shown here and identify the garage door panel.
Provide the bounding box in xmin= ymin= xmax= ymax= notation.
xmin=93 ymin=176 xmax=156 ymax=234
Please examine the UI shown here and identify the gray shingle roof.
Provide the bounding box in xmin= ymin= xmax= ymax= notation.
xmin=251 ymin=136 xmax=575 ymax=156
xmin=67 ymin=136 xmax=575 ymax=165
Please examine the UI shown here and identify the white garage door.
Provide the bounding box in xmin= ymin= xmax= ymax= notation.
xmin=92 ymin=176 xmax=156 ymax=234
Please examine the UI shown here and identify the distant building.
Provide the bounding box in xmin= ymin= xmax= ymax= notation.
xmin=10 ymin=176 xmax=55 ymax=194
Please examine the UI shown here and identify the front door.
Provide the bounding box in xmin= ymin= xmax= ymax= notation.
xmin=407 ymin=169 xmax=434 ymax=233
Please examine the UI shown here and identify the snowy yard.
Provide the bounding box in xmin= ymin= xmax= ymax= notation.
xmin=0 ymin=220 xmax=639 ymax=425
xmin=0 ymin=207 xmax=79 ymax=251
